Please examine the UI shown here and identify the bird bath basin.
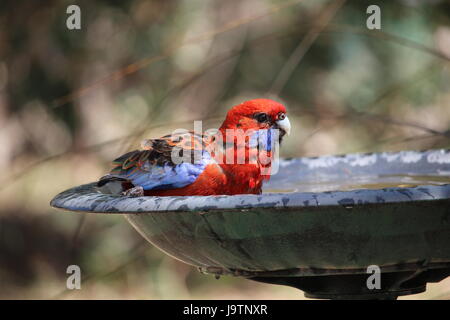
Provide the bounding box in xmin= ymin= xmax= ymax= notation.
xmin=50 ymin=149 xmax=450 ymax=299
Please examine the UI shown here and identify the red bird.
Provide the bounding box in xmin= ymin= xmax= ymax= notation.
xmin=97 ymin=99 xmax=291 ymax=196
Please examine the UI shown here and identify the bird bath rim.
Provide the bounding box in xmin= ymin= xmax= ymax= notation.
xmin=50 ymin=148 xmax=450 ymax=214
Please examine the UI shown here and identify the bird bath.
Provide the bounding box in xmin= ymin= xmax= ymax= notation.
xmin=50 ymin=149 xmax=450 ymax=299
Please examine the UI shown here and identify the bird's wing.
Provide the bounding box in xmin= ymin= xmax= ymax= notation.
xmin=99 ymin=131 xmax=213 ymax=191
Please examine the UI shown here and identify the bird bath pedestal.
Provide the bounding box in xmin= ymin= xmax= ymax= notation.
xmin=51 ymin=149 xmax=450 ymax=300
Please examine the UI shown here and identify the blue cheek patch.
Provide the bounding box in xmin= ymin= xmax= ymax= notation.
xmin=250 ymin=129 xmax=278 ymax=152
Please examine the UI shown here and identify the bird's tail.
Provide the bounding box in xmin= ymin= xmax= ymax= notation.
xmin=96 ymin=175 xmax=131 ymax=195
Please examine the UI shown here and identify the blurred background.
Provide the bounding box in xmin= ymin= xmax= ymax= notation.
xmin=1 ymin=0 xmax=450 ymax=299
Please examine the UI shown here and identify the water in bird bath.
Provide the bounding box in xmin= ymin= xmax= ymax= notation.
xmin=263 ymin=173 xmax=450 ymax=193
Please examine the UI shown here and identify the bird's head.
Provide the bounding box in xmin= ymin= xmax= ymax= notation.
xmin=219 ymin=99 xmax=291 ymax=141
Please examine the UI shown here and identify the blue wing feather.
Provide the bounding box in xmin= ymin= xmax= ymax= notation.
xmin=102 ymin=133 xmax=212 ymax=191
xmin=126 ymin=157 xmax=209 ymax=190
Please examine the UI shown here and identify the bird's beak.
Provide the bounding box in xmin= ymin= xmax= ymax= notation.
xmin=275 ymin=116 xmax=291 ymax=137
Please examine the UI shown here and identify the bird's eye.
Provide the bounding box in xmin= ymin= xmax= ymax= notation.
xmin=254 ymin=113 xmax=269 ymax=123
xmin=278 ymin=112 xmax=286 ymax=120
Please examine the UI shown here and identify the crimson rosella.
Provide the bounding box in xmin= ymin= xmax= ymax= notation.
xmin=97 ymin=99 xmax=291 ymax=196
